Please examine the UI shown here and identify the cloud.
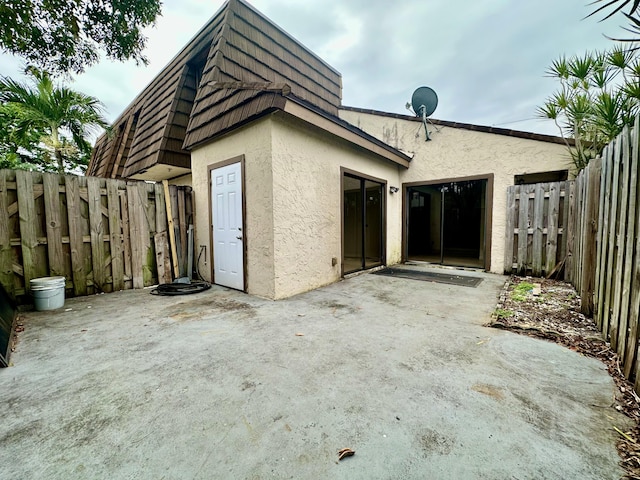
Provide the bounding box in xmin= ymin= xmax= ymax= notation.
xmin=0 ymin=0 xmax=628 ymax=136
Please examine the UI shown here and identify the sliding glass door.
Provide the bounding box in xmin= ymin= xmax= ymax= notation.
xmin=343 ymin=173 xmax=384 ymax=274
xmin=406 ymin=178 xmax=488 ymax=269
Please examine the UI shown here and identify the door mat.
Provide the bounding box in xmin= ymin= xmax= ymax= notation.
xmin=373 ymin=268 xmax=483 ymax=287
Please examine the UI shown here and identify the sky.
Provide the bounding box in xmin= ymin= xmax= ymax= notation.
xmin=0 ymin=0 xmax=627 ymax=137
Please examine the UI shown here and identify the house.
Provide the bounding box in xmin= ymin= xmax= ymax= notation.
xmin=88 ymin=0 xmax=571 ymax=300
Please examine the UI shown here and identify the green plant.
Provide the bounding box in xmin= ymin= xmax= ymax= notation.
xmin=494 ymin=308 xmax=514 ymax=319
xmin=537 ymin=46 xmax=640 ymax=170
xmin=0 ymin=67 xmax=108 ymax=173
xmin=511 ymin=282 xmax=534 ymax=302
xmin=0 ymin=0 xmax=162 ymax=74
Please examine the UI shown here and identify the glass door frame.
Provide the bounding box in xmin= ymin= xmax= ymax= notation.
xmin=401 ymin=174 xmax=494 ymax=270
xmin=341 ymin=168 xmax=387 ymax=275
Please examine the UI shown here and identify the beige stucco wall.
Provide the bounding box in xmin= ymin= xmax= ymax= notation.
xmin=168 ymin=174 xmax=193 ymax=187
xmin=190 ymin=117 xmax=276 ymax=299
xmin=269 ymin=113 xmax=402 ymax=299
xmin=191 ymin=112 xmax=403 ymax=299
xmin=339 ymin=109 xmax=573 ymax=273
xmin=190 ymin=108 xmax=569 ymax=299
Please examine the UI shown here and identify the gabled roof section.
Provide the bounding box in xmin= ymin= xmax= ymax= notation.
xmin=88 ymin=0 xmax=343 ymax=179
xmin=183 ymin=0 xmax=342 ymax=149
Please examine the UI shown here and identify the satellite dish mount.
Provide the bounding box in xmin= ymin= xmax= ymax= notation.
xmin=409 ymin=86 xmax=438 ymax=141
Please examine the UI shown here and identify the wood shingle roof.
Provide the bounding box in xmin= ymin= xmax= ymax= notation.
xmin=88 ymin=0 xmax=343 ymax=179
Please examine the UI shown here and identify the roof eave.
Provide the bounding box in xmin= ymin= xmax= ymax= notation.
xmin=340 ymin=106 xmax=574 ymax=146
xmin=283 ymin=99 xmax=411 ymax=168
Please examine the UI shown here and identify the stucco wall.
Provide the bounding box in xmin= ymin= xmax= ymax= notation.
xmin=168 ymin=174 xmax=193 ymax=187
xmin=190 ymin=118 xmax=276 ymax=299
xmin=270 ymin=113 xmax=402 ymax=299
xmin=191 ymin=113 xmax=403 ymax=299
xmin=339 ymin=109 xmax=572 ymax=273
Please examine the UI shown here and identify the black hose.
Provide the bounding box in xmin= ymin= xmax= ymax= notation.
xmin=196 ymin=245 xmax=206 ymax=281
xmin=150 ymin=281 xmax=211 ymax=296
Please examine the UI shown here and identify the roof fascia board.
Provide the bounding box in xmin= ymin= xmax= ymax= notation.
xmin=340 ymin=106 xmax=573 ymax=146
xmin=283 ymin=100 xmax=410 ymax=168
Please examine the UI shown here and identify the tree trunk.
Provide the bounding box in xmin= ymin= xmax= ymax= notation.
xmin=51 ymin=126 xmax=64 ymax=174
xmin=54 ymin=149 xmax=64 ymax=174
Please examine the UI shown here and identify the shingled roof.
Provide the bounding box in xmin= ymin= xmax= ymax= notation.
xmin=88 ymin=0 xmax=344 ymax=180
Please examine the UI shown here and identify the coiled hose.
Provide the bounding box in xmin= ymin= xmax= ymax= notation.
xmin=150 ymin=281 xmax=211 ymax=296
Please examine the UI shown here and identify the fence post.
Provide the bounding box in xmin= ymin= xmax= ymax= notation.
xmin=504 ymin=187 xmax=516 ymax=274
xmin=580 ymin=158 xmax=602 ymax=316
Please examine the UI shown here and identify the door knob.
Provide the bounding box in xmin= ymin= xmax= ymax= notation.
xmin=236 ymin=235 xmax=243 ymax=240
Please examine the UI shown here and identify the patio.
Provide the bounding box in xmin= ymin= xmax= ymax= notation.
xmin=0 ymin=266 xmax=627 ymax=479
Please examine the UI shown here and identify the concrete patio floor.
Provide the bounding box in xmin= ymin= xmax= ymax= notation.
xmin=0 ymin=266 xmax=628 ymax=479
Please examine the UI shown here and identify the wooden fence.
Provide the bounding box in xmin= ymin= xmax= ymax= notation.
xmin=581 ymin=121 xmax=640 ymax=388
xmin=505 ymin=117 xmax=640 ymax=391
xmin=504 ymin=181 xmax=571 ymax=277
xmin=0 ymin=169 xmax=193 ymax=301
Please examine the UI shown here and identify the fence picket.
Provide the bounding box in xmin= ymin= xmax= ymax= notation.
xmin=575 ymin=171 xmax=587 ymax=290
xmin=0 ymin=169 xmax=191 ymax=301
xmin=618 ymin=126 xmax=638 ymax=360
xmin=604 ymin=136 xmax=623 ymax=340
xmin=565 ymin=182 xmax=576 ymax=282
xmin=504 ymin=187 xmax=516 ymax=273
xmin=119 ymin=187 xmax=133 ymax=288
xmin=532 ymin=183 xmax=544 ymax=276
xmin=597 ymin=145 xmax=615 ymax=328
xmin=107 ymin=181 xmax=124 ymax=292
xmin=42 ymin=173 xmax=65 ymax=278
xmin=65 ymin=175 xmax=86 ymax=296
xmin=87 ymin=177 xmax=106 ymax=291
xmin=546 ymin=183 xmax=561 ymax=275
xmin=0 ymin=171 xmax=12 ymax=297
xmin=559 ymin=182 xmax=569 ymax=263
xmin=517 ymin=186 xmax=529 ymax=274
xmin=126 ymin=182 xmax=144 ymax=289
xmin=625 ymin=117 xmax=640 ymax=377
xmin=580 ymin=158 xmax=602 ymax=316
xmin=16 ymin=170 xmax=38 ymax=289
xmin=595 ymin=146 xmax=611 ymax=326
xmin=138 ymin=182 xmax=151 ymax=285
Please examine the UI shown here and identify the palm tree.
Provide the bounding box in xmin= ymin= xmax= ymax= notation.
xmin=537 ymin=47 xmax=640 ymax=170
xmin=0 ymin=67 xmax=108 ymax=174
xmin=589 ymin=0 xmax=640 ymax=43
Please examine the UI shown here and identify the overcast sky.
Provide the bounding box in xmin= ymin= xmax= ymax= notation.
xmin=0 ymin=0 xmax=626 ymax=136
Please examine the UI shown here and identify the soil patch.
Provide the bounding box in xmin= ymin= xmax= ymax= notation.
xmin=487 ymin=276 xmax=640 ymax=479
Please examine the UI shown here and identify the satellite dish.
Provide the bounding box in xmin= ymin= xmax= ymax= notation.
xmin=411 ymin=86 xmax=438 ymax=117
xmin=409 ymin=86 xmax=438 ymax=141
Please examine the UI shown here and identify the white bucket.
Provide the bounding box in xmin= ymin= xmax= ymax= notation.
xmin=30 ymin=276 xmax=66 ymax=311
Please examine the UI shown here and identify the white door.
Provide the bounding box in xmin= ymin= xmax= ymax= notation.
xmin=211 ymin=162 xmax=244 ymax=290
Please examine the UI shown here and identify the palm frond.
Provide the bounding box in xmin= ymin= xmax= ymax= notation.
xmin=568 ymin=53 xmax=595 ymax=81
xmin=586 ymin=0 xmax=640 ymax=21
